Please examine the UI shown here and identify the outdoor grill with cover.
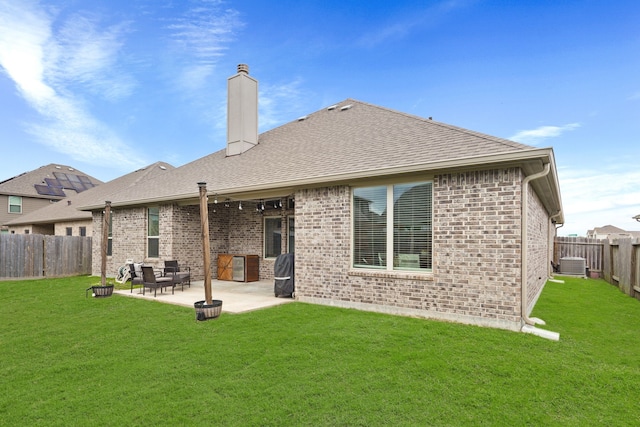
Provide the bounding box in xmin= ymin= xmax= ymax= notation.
xmin=274 ymin=253 xmax=294 ymax=298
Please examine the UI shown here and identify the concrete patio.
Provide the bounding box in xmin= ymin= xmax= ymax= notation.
xmin=113 ymin=279 xmax=294 ymax=313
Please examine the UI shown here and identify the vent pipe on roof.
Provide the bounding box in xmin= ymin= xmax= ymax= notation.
xmin=227 ymin=64 xmax=258 ymax=157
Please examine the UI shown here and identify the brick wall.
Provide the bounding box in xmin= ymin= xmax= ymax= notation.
xmin=91 ymin=199 xmax=294 ymax=281
xmin=92 ymin=207 xmax=147 ymax=277
xmin=525 ymin=185 xmax=552 ymax=314
xmin=432 ymin=168 xmax=523 ymax=328
xmin=295 ymin=168 xmax=528 ymax=331
xmin=295 ymin=186 xmax=352 ymax=301
xmin=88 ymin=167 xmax=553 ymax=332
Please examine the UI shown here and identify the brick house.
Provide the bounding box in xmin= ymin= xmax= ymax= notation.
xmin=79 ymin=65 xmax=563 ymax=334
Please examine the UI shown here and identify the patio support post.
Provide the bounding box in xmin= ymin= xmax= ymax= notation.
xmin=198 ymin=183 xmax=213 ymax=305
xmin=101 ymin=201 xmax=111 ymax=287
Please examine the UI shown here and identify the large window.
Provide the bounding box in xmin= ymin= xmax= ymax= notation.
xmin=8 ymin=196 xmax=22 ymax=213
xmin=264 ymin=217 xmax=282 ymax=258
xmin=148 ymin=207 xmax=159 ymax=258
xmin=353 ymin=182 xmax=432 ymax=271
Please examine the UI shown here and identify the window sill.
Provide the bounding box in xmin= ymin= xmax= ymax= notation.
xmin=348 ymin=268 xmax=434 ymax=281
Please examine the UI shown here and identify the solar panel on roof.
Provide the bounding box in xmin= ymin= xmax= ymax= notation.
xmin=71 ymin=181 xmax=85 ymax=192
xmin=44 ymin=178 xmax=62 ymax=188
xmin=51 ymin=172 xmax=95 ymax=193
xmin=79 ymin=175 xmax=95 ymax=187
xmin=53 ymin=172 xmax=72 ymax=189
xmin=34 ymin=184 xmax=66 ymax=197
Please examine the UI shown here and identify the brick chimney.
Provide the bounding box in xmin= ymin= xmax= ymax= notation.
xmin=226 ymin=64 xmax=258 ymax=156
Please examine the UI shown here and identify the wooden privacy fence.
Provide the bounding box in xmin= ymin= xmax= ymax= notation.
xmin=0 ymin=234 xmax=92 ymax=279
xmin=554 ymin=236 xmax=604 ymax=273
xmin=602 ymin=238 xmax=640 ymax=299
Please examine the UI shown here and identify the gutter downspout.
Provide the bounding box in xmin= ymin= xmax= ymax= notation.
xmin=521 ymin=163 xmax=560 ymax=341
xmin=550 ymin=212 xmax=563 ymax=278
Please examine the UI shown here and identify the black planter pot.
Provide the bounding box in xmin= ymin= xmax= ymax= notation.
xmin=194 ymin=300 xmax=223 ymax=321
xmin=86 ymin=285 xmax=114 ymax=298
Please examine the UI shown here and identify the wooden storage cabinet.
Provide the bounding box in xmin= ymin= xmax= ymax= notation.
xmin=217 ymin=254 xmax=259 ymax=282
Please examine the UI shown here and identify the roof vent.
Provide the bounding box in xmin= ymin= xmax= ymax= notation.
xmin=237 ymin=64 xmax=249 ymax=74
xmin=297 ymin=115 xmax=308 ymax=121
xmin=159 ymin=165 xmax=167 ymax=170
xmin=340 ymin=104 xmax=352 ymax=111
xmin=327 ymin=104 xmax=338 ymax=111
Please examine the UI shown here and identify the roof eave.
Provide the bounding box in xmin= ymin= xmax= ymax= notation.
xmin=79 ymin=148 xmax=563 ymax=221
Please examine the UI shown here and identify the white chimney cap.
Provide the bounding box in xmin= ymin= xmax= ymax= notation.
xmin=237 ymin=64 xmax=249 ymax=74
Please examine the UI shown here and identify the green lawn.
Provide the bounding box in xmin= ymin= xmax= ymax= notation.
xmin=1 ymin=275 xmax=639 ymax=426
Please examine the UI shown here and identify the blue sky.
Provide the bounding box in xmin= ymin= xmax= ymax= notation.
xmin=1 ymin=0 xmax=639 ymax=236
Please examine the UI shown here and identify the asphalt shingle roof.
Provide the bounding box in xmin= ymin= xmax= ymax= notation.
xmin=78 ymin=99 xmax=538 ymax=209
xmin=5 ymin=162 xmax=174 ymax=225
xmin=0 ymin=163 xmax=103 ymax=199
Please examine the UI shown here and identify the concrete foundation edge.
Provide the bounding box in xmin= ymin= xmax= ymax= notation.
xmin=297 ymin=296 xmax=522 ymax=332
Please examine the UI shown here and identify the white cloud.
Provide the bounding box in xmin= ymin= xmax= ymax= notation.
xmin=509 ymin=123 xmax=580 ymax=145
xmin=0 ymin=0 xmax=141 ymax=169
xmin=49 ymin=14 xmax=135 ymax=101
xmin=167 ymin=2 xmax=243 ymax=93
xmin=357 ymin=0 xmax=476 ymax=48
xmin=259 ymin=78 xmax=311 ymax=130
xmin=557 ymin=165 xmax=640 ymax=236
xmin=0 ymin=1 xmax=53 ymax=100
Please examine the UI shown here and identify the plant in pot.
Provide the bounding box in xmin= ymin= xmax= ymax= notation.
xmin=87 ymin=201 xmax=114 ymax=298
xmin=194 ymin=183 xmax=222 ymax=320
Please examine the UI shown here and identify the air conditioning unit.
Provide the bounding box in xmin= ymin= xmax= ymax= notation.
xmin=559 ymin=257 xmax=586 ymax=276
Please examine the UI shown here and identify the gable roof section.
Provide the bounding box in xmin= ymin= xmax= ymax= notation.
xmin=77 ymin=99 xmax=563 ymax=221
xmin=589 ymin=225 xmax=626 ymax=234
xmin=0 ymin=164 xmax=103 ymax=199
xmin=5 ymin=162 xmax=174 ymax=226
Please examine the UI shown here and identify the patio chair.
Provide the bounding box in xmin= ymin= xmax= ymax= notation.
xmin=141 ymin=266 xmax=175 ymax=297
xmin=164 ymin=260 xmax=191 ymax=291
xmin=129 ymin=263 xmax=144 ymax=293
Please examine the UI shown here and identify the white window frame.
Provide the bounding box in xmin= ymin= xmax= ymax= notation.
xmin=8 ymin=196 xmax=22 ymax=214
xmin=352 ymin=181 xmax=433 ymax=272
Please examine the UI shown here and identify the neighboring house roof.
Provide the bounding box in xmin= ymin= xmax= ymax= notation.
xmin=587 ymin=225 xmax=626 ymax=235
xmin=586 ymin=225 xmax=640 ymax=240
xmin=5 ymin=162 xmax=174 ymax=226
xmin=0 ymin=163 xmax=103 ymax=199
xmin=78 ymin=99 xmax=563 ymax=222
